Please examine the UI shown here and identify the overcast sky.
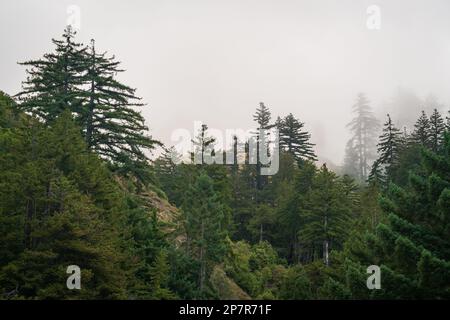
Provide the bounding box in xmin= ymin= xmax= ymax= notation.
xmin=1 ymin=0 xmax=450 ymax=164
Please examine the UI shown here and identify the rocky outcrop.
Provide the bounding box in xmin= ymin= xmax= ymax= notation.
xmin=210 ymin=266 xmax=251 ymax=300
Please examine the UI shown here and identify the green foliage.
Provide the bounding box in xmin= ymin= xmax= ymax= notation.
xmin=374 ymin=114 xmax=403 ymax=183
xmin=278 ymin=113 xmax=316 ymax=162
xmin=0 ymin=112 xmax=128 ymax=299
xmin=299 ymin=164 xmax=353 ymax=265
xmin=223 ymin=240 xmax=285 ymax=298
xmin=181 ymin=172 xmax=229 ymax=293
xmin=154 ymin=147 xmax=187 ymax=206
xmin=411 ymin=111 xmax=431 ymax=147
xmin=148 ymin=251 xmax=177 ymax=299
xmin=332 ymin=132 xmax=450 ymax=299
xmin=279 ymin=265 xmax=312 ymax=299
xmin=16 ymin=27 xmax=86 ymax=123
xmin=15 ymin=28 xmax=159 ymax=175
xmin=0 ymin=96 xmax=173 ymax=300
xmin=3 ymin=29 xmax=450 ymax=300
xmin=429 ymin=109 xmax=445 ymax=152
xmin=345 ymin=93 xmax=379 ymax=182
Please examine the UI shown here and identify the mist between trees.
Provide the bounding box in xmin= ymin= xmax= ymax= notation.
xmin=0 ymin=28 xmax=449 ymax=300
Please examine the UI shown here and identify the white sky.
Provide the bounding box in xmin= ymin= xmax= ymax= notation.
xmin=1 ymin=0 xmax=450 ymax=164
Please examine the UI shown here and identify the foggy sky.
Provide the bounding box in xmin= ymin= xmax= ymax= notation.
xmin=1 ymin=0 xmax=450 ymax=165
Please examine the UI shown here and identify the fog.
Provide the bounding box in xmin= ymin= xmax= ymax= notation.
xmin=1 ymin=0 xmax=450 ymax=165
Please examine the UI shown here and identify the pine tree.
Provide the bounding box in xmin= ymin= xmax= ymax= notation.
xmin=81 ymin=39 xmax=159 ymax=164
xmin=429 ymin=108 xmax=445 ymax=152
xmin=248 ymin=204 xmax=276 ymax=243
xmin=275 ymin=116 xmax=283 ymax=131
xmin=376 ymin=114 xmax=402 ymax=179
xmin=253 ymin=102 xmax=272 ymax=130
xmin=343 ymin=139 xmax=359 ymax=179
xmin=446 ymin=110 xmax=450 ymax=131
xmin=345 ymin=93 xmax=380 ymax=182
xmin=0 ymin=111 xmax=128 ymax=299
xmin=191 ymin=124 xmax=216 ymax=165
xmin=252 ymin=102 xmax=274 ymax=190
xmin=299 ymin=164 xmax=352 ymax=266
xmin=411 ymin=110 xmax=431 ymax=147
xmin=16 ymin=27 xmax=86 ymax=122
xmin=337 ymin=133 xmax=450 ymax=299
xmin=279 ymin=265 xmax=313 ymax=299
xmin=230 ymin=151 xmax=258 ymax=242
xmin=368 ymin=158 xmax=386 ymax=187
xmin=182 ymin=173 xmax=228 ymax=293
xmin=340 ymin=174 xmax=360 ymax=209
xmin=277 ymin=160 xmax=316 ymax=263
xmin=278 ymin=113 xmax=316 ymax=163
xmin=148 ymin=251 xmax=176 ymax=299
xmin=16 ymin=29 xmax=159 ymax=170
xmin=154 ymin=147 xmax=185 ymax=205
xmin=0 ymin=91 xmax=18 ymax=128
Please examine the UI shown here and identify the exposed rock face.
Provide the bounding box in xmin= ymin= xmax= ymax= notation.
xmin=210 ymin=266 xmax=251 ymax=300
xmin=138 ymin=189 xmax=179 ymax=225
xmin=139 ymin=189 xmax=185 ymax=245
xmin=114 ymin=176 xmax=181 ymax=237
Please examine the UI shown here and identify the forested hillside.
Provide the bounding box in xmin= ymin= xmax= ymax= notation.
xmin=1 ymin=28 xmax=449 ymax=300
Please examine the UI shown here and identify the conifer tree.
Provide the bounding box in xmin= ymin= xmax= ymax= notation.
xmin=278 ymin=113 xmax=316 ymax=163
xmin=81 ymin=39 xmax=159 ymax=164
xmin=252 ymin=102 xmax=274 ymax=190
xmin=275 ymin=116 xmax=283 ymax=131
xmin=191 ymin=124 xmax=216 ymax=164
xmin=429 ymin=108 xmax=445 ymax=152
xmin=277 ymin=160 xmax=316 ymax=263
xmin=182 ymin=173 xmax=228 ymax=293
xmin=230 ymin=152 xmax=258 ymax=242
xmin=411 ymin=110 xmax=431 ymax=147
xmin=0 ymin=111 xmax=128 ymax=299
xmin=376 ymin=114 xmax=402 ymax=179
xmin=336 ymin=133 xmax=450 ymax=299
xmin=16 ymin=27 xmax=86 ymax=122
xmin=345 ymin=93 xmax=380 ymax=182
xmin=148 ymin=251 xmax=176 ymax=299
xmin=0 ymin=91 xmax=18 ymax=128
xmin=343 ymin=139 xmax=359 ymax=179
xmin=446 ymin=110 xmax=450 ymax=131
xmin=16 ymin=29 xmax=159 ymax=169
xmin=368 ymin=158 xmax=386 ymax=187
xmin=253 ymin=102 xmax=272 ymax=130
xmin=299 ymin=164 xmax=352 ymax=266
xmin=154 ymin=147 xmax=184 ymax=205
xmin=340 ymin=174 xmax=360 ymax=209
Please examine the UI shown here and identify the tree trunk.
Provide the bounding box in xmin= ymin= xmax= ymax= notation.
xmin=86 ymin=45 xmax=96 ymax=148
xmin=323 ymin=240 xmax=329 ymax=266
xmin=324 ymin=212 xmax=329 ymax=266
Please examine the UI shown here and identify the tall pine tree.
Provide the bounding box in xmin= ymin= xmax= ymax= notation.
xmin=411 ymin=110 xmax=431 ymax=147
xmin=331 ymin=133 xmax=450 ymax=299
xmin=429 ymin=108 xmax=445 ymax=152
xmin=81 ymin=39 xmax=159 ymax=164
xmin=252 ymin=102 xmax=274 ymax=191
xmin=181 ymin=173 xmax=228 ymax=293
xmin=299 ymin=164 xmax=352 ymax=266
xmin=374 ymin=114 xmax=402 ymax=181
xmin=16 ymin=27 xmax=86 ymax=123
xmin=345 ymin=93 xmax=379 ymax=182
xmin=278 ymin=113 xmax=316 ymax=163
xmin=16 ymin=29 xmax=159 ymax=170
